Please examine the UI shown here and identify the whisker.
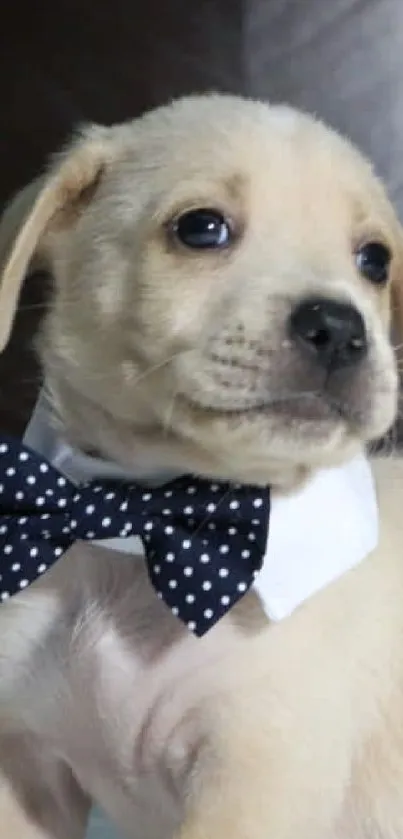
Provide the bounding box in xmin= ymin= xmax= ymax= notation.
xmin=161 ymin=388 xmax=180 ymax=438
xmin=44 ymin=349 xmax=192 ymax=387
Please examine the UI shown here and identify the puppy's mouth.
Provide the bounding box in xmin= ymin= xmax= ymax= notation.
xmin=181 ymin=391 xmax=351 ymax=425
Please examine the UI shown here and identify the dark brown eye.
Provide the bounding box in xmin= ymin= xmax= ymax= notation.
xmin=355 ymin=242 xmax=391 ymax=285
xmin=173 ymin=209 xmax=232 ymax=250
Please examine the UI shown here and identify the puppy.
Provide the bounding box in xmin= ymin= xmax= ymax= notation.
xmin=0 ymin=94 xmax=403 ymax=839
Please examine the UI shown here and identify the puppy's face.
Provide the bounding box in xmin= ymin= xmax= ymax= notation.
xmin=2 ymin=96 xmax=402 ymax=489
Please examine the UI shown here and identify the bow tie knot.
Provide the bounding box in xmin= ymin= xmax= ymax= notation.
xmin=0 ymin=437 xmax=271 ymax=635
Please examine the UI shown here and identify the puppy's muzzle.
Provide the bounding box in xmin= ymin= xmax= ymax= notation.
xmin=289 ymin=297 xmax=368 ymax=371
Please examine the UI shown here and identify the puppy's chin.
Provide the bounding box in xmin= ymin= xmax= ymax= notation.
xmin=162 ymin=386 xmax=397 ymax=490
xmin=158 ymin=402 xmax=357 ymax=491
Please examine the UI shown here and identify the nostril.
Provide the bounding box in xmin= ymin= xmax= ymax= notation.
xmin=305 ymin=327 xmax=332 ymax=349
xmin=289 ymin=297 xmax=368 ymax=370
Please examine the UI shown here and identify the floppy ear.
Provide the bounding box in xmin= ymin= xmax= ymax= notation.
xmin=390 ymin=237 xmax=403 ymax=349
xmin=391 ymin=247 xmax=403 ymax=340
xmin=0 ymin=126 xmax=112 ymax=352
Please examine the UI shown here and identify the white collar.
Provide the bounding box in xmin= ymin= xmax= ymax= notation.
xmin=23 ymin=392 xmax=378 ymax=622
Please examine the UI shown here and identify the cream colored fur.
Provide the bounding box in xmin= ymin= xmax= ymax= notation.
xmin=0 ymin=94 xmax=403 ymax=839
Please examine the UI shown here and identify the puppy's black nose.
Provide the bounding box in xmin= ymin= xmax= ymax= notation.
xmin=289 ymin=297 xmax=367 ymax=370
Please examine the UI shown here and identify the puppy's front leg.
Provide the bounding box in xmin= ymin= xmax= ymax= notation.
xmin=176 ymin=682 xmax=350 ymax=839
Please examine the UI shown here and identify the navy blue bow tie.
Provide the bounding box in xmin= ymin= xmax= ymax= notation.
xmin=0 ymin=437 xmax=270 ymax=635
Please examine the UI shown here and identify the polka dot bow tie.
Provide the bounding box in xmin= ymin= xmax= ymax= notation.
xmin=0 ymin=437 xmax=271 ymax=636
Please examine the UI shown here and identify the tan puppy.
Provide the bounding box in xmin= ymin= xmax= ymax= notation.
xmin=0 ymin=94 xmax=403 ymax=839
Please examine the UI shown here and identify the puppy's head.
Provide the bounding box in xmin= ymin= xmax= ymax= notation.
xmin=1 ymin=94 xmax=402 ymax=490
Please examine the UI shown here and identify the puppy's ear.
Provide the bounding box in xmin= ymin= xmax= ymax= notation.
xmin=0 ymin=125 xmax=112 ymax=352
xmin=390 ymin=239 xmax=403 ymax=348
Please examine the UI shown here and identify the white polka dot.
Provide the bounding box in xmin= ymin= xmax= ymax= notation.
xmin=172 ymin=606 xmax=179 ymax=616
xmin=186 ymin=593 xmax=195 ymax=603
xmin=166 ymin=552 xmax=175 ymax=562
xmin=182 ymin=539 xmax=191 ymax=549
xmin=202 ymin=581 xmax=212 ymax=591
xmin=206 ymin=503 xmax=216 ymax=513
xmin=165 ymin=525 xmax=174 ymax=535
xmin=120 ymin=501 xmax=128 ymax=512
xmin=58 ymin=498 xmax=67 ymax=508
xmin=237 ymin=582 xmax=247 ymax=592
xmin=123 ymin=521 xmax=133 ymax=532
xmin=86 ymin=504 xmax=95 ymax=515
xmin=54 ymin=547 xmax=63 ymax=557
xmin=144 ymin=521 xmax=153 ymax=531
xmin=3 ymin=545 xmax=13 ymax=555
xmin=142 ymin=492 xmax=152 ymax=501
xmin=188 ymin=621 xmax=196 ymax=631
xmin=40 ymin=514 xmax=50 ymax=520
xmin=29 ymin=547 xmax=38 ymax=558
xmin=6 ymin=467 xmax=15 ymax=476
xmin=19 ymin=452 xmax=28 ymax=461
xmin=184 ymin=506 xmax=193 ymax=515
xmin=0 ymin=443 xmax=8 ymax=453
xmin=162 ymin=509 xmax=171 ymax=516
xmin=20 ymin=533 xmax=28 ymax=540
xmin=183 ymin=566 xmax=193 ymax=576
xmin=221 ymin=595 xmax=230 ymax=606
xmin=242 ymin=549 xmax=250 ymax=558
xmin=18 ymin=517 xmax=27 ymax=525
xmin=229 ymin=500 xmax=239 ymax=510
xmin=248 ymin=533 xmax=256 ymax=541
xmin=105 ymin=492 xmax=115 ymax=500
xmin=200 ymin=553 xmax=210 ymax=563
xmin=253 ymin=498 xmax=263 ymax=508
xmin=38 ymin=564 xmax=47 ymax=574
xmin=70 ymin=519 xmax=77 ymax=529
xmin=210 ymin=484 xmax=219 ymax=492
xmin=39 ymin=463 xmax=49 ymax=473
xmin=187 ymin=486 xmax=196 ymax=494
xmin=252 ymin=519 xmax=260 ymax=526
xmin=219 ymin=545 xmax=229 ymax=554
xmin=164 ymin=489 xmax=173 ymax=498
xmin=86 ymin=531 xmax=95 ymax=538
xmin=102 ymin=517 xmax=111 ymax=527
xmin=0 ymin=525 xmax=7 ymax=534
xmin=45 ymin=489 xmax=54 ymax=497
xmin=208 ymin=522 xmax=216 ymax=530
xmin=36 ymin=497 xmax=45 ymax=506
xmin=153 ymin=565 xmax=161 ymax=574
xmin=204 ymin=608 xmax=213 ymax=619
xmin=26 ymin=475 xmax=36 ymax=485
xmin=168 ymin=579 xmax=178 ymax=589
xmin=228 ymin=527 xmax=237 ymax=535
xmin=1 ymin=592 xmax=10 ymax=601
xmin=57 ymin=477 xmax=66 ymax=487
xmin=19 ymin=579 xmax=29 ymax=589
xmin=218 ymin=568 xmax=229 ymax=577
xmin=11 ymin=563 xmax=21 ymax=572
xmin=15 ymin=491 xmax=24 ymax=500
